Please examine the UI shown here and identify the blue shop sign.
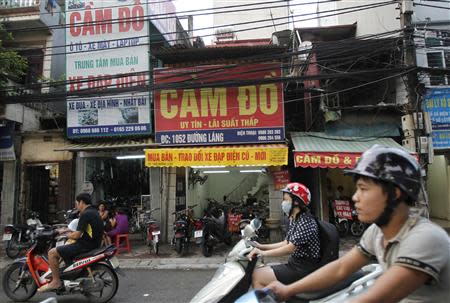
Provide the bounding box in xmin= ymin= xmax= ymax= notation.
xmin=423 ymin=88 xmax=450 ymax=149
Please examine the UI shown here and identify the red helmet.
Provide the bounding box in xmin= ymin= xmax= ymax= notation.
xmin=281 ymin=182 xmax=311 ymax=206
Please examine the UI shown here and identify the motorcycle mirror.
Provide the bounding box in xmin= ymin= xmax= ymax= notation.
xmin=250 ymin=218 xmax=262 ymax=230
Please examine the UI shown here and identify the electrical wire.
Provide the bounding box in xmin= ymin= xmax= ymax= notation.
xmin=0 ymin=31 xmax=403 ymax=93
xmin=3 ymin=0 xmax=395 ymax=59
xmin=2 ymin=66 xmax=410 ymax=104
xmin=9 ymin=0 xmax=338 ymax=33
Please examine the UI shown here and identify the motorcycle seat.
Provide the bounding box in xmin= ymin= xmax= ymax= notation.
xmin=290 ymin=270 xmax=366 ymax=301
xmin=73 ymin=244 xmax=115 ymax=260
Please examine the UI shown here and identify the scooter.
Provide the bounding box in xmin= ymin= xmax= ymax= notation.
xmin=142 ymin=207 xmax=161 ymax=255
xmin=171 ymin=205 xmax=197 ymax=256
xmin=201 ymin=206 xmax=233 ymax=257
xmin=192 ymin=218 xmax=383 ymax=303
xmin=190 ymin=218 xmax=261 ymax=303
xmin=236 ymin=263 xmax=383 ymax=303
xmin=3 ymin=211 xmax=45 ymax=258
xmin=2 ymin=228 xmax=121 ymax=303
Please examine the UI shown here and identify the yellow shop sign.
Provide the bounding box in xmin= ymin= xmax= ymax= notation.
xmin=145 ymin=145 xmax=288 ymax=167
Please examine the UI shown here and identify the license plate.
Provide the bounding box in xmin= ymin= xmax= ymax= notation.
xmin=152 ymin=231 xmax=161 ymax=235
xmin=110 ymin=256 xmax=119 ymax=269
xmin=56 ymin=240 xmax=65 ymax=247
xmin=194 ymin=230 xmax=203 ymax=238
xmin=2 ymin=233 xmax=12 ymax=241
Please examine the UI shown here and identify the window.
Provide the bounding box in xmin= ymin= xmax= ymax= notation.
xmin=426 ymin=52 xmax=446 ymax=86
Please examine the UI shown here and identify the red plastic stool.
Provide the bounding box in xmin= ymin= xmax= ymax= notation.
xmin=114 ymin=234 xmax=131 ymax=254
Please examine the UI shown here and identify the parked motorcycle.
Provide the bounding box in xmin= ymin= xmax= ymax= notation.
xmin=349 ymin=210 xmax=368 ymax=237
xmin=142 ymin=207 xmax=161 ymax=255
xmin=201 ymin=206 xmax=233 ymax=257
xmin=2 ymin=228 xmax=120 ymax=303
xmin=172 ymin=204 xmax=198 ymax=256
xmin=3 ymin=211 xmax=45 ymax=258
xmin=236 ymin=264 xmax=383 ymax=303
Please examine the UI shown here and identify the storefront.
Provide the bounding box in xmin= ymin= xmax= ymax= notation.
xmin=145 ymin=144 xmax=289 ymax=242
xmin=20 ymin=131 xmax=74 ymax=224
xmin=291 ymin=132 xmax=408 ymax=228
xmin=149 ymin=62 xmax=288 ymax=242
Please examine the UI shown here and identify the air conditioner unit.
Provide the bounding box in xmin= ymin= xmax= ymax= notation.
xmin=402 ymin=138 xmax=416 ymax=152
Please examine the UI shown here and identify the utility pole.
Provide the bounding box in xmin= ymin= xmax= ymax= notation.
xmin=399 ymin=0 xmax=431 ymax=217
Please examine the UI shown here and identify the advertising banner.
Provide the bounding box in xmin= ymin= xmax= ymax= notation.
xmin=145 ymin=145 xmax=288 ymax=167
xmin=154 ymin=63 xmax=285 ymax=146
xmin=66 ymin=0 xmax=150 ymax=138
xmin=423 ymin=88 xmax=450 ymax=149
xmin=272 ymin=170 xmax=290 ymax=190
xmin=0 ymin=123 xmax=15 ymax=161
xmin=294 ymin=152 xmax=362 ymax=169
xmin=333 ymin=200 xmax=353 ymax=220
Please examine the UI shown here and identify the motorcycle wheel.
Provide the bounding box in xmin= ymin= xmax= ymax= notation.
xmin=2 ymin=262 xmax=37 ymax=302
xmin=83 ymin=263 xmax=119 ymax=303
xmin=337 ymin=221 xmax=349 ymax=237
xmin=128 ymin=222 xmax=138 ymax=234
xmin=201 ymin=235 xmax=213 ymax=257
xmin=152 ymin=241 xmax=159 ymax=255
xmin=6 ymin=234 xmax=22 ymax=259
xmin=350 ymin=221 xmax=366 ymax=237
xmin=175 ymin=238 xmax=185 ymax=256
xmin=224 ymin=235 xmax=232 ymax=246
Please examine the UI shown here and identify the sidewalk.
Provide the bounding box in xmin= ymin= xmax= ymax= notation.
xmin=0 ymin=234 xmax=358 ymax=271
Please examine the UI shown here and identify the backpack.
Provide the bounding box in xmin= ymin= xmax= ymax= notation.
xmin=315 ymin=218 xmax=340 ymax=266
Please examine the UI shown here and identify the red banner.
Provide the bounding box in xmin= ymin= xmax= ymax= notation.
xmin=153 ymin=63 xmax=285 ymax=146
xmin=333 ymin=200 xmax=353 ymax=220
xmin=294 ymin=152 xmax=362 ymax=169
xmin=272 ymin=170 xmax=290 ymax=190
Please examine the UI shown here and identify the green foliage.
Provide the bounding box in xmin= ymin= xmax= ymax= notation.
xmin=0 ymin=24 xmax=28 ymax=92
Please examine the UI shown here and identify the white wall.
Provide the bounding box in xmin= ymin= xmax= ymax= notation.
xmin=318 ymin=0 xmax=400 ymax=36
xmin=4 ymin=104 xmax=41 ymax=131
xmin=427 ymin=155 xmax=450 ymax=221
xmin=414 ymin=2 xmax=450 ymax=23
xmin=213 ymin=0 xmax=289 ymax=39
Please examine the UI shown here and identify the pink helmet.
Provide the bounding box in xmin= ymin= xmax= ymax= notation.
xmin=281 ymin=182 xmax=311 ymax=206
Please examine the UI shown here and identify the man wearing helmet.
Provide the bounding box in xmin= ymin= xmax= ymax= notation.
xmin=267 ymin=145 xmax=450 ymax=302
xmin=248 ymin=182 xmax=322 ymax=289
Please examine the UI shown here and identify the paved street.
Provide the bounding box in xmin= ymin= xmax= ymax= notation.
xmin=0 ymin=268 xmax=216 ymax=303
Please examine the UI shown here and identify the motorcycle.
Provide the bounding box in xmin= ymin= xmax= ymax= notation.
xmin=171 ymin=204 xmax=198 ymax=256
xmin=190 ymin=218 xmax=261 ymax=303
xmin=236 ymin=263 xmax=383 ymax=303
xmin=142 ymin=207 xmax=161 ymax=255
xmin=3 ymin=211 xmax=44 ymax=258
xmin=2 ymin=228 xmax=121 ymax=303
xmin=349 ymin=210 xmax=368 ymax=237
xmin=201 ymin=206 xmax=233 ymax=257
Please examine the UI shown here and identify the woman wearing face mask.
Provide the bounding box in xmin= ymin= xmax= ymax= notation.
xmin=248 ymin=182 xmax=321 ymax=289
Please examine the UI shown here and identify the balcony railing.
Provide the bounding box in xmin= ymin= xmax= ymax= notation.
xmin=0 ymin=0 xmax=39 ymax=8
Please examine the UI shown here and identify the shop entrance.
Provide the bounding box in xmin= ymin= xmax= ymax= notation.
xmin=85 ymin=157 xmax=150 ymax=208
xmin=26 ymin=164 xmax=57 ymax=224
xmin=185 ymin=166 xmax=270 ymax=234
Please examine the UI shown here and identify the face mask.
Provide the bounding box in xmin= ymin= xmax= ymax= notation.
xmin=281 ymin=200 xmax=292 ymax=216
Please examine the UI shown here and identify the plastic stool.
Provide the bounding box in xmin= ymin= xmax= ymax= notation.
xmin=115 ymin=234 xmax=131 ymax=254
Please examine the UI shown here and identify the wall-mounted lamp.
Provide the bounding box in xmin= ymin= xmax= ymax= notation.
xmin=203 ymin=170 xmax=230 ymax=174
xmin=116 ymin=155 xmax=145 ymax=160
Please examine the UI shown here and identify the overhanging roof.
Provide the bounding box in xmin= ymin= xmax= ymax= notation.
xmin=291 ymin=132 xmax=408 ymax=169
xmin=55 ymin=137 xmax=158 ymax=152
